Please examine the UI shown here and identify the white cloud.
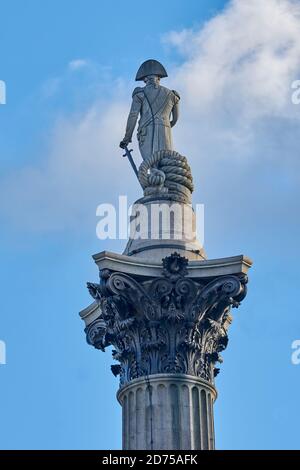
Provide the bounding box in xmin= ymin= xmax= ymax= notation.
xmin=68 ymin=59 xmax=89 ymax=71
xmin=1 ymin=0 xmax=300 ymax=244
xmin=167 ymin=0 xmax=300 ymax=122
xmin=164 ymin=0 xmax=300 ymax=253
xmin=0 ymin=97 xmax=140 ymax=232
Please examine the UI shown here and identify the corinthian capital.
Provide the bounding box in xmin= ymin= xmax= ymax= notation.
xmin=85 ymin=253 xmax=248 ymax=386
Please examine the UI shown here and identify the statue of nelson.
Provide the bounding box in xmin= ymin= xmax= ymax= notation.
xmin=120 ymin=59 xmax=180 ymax=161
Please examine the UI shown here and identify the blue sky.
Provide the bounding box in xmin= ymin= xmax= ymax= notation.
xmin=0 ymin=0 xmax=300 ymax=449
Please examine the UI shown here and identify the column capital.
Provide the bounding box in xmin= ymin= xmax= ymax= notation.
xmin=85 ymin=252 xmax=249 ymax=387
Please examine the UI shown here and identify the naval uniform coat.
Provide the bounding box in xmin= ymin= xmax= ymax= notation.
xmin=124 ymin=83 xmax=180 ymax=161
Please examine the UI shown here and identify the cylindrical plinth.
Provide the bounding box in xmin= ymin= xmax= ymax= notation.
xmin=123 ymin=198 xmax=206 ymax=262
xmin=117 ymin=374 xmax=217 ymax=450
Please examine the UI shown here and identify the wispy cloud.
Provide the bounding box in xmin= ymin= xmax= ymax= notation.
xmin=0 ymin=99 xmax=136 ymax=231
xmin=164 ymin=0 xmax=300 ymax=249
xmin=68 ymin=59 xmax=90 ymax=71
xmin=166 ymin=0 xmax=300 ymax=130
xmin=1 ymin=0 xmax=300 ymax=241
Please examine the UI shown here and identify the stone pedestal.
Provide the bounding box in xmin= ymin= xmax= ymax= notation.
xmin=123 ymin=197 xmax=206 ymax=262
xmin=118 ymin=374 xmax=216 ymax=450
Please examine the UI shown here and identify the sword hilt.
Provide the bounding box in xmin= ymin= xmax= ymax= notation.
xmin=122 ymin=146 xmax=133 ymax=158
xmin=121 ymin=145 xmax=139 ymax=180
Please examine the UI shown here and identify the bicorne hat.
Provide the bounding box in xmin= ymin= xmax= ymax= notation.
xmin=135 ymin=59 xmax=168 ymax=81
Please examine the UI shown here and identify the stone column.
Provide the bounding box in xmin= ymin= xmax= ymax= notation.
xmin=118 ymin=374 xmax=216 ymax=450
xmin=81 ymin=251 xmax=252 ymax=450
xmin=79 ymin=61 xmax=253 ymax=449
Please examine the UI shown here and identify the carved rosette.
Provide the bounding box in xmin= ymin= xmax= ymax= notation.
xmin=86 ymin=253 xmax=248 ymax=387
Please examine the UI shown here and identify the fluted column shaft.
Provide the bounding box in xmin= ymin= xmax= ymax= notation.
xmin=117 ymin=374 xmax=216 ymax=450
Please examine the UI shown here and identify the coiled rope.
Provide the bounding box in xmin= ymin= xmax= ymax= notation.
xmin=138 ymin=150 xmax=194 ymax=196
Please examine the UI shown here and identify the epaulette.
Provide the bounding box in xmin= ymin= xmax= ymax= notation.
xmin=132 ymin=86 xmax=144 ymax=97
xmin=172 ymin=90 xmax=180 ymax=100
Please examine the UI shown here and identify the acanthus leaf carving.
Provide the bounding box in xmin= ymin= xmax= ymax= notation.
xmin=85 ymin=254 xmax=248 ymax=386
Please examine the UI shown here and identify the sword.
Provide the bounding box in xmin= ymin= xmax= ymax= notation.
xmin=122 ymin=146 xmax=139 ymax=180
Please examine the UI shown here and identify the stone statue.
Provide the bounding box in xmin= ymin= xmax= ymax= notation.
xmin=120 ymin=59 xmax=180 ymax=161
xmin=120 ymin=60 xmax=194 ymax=204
